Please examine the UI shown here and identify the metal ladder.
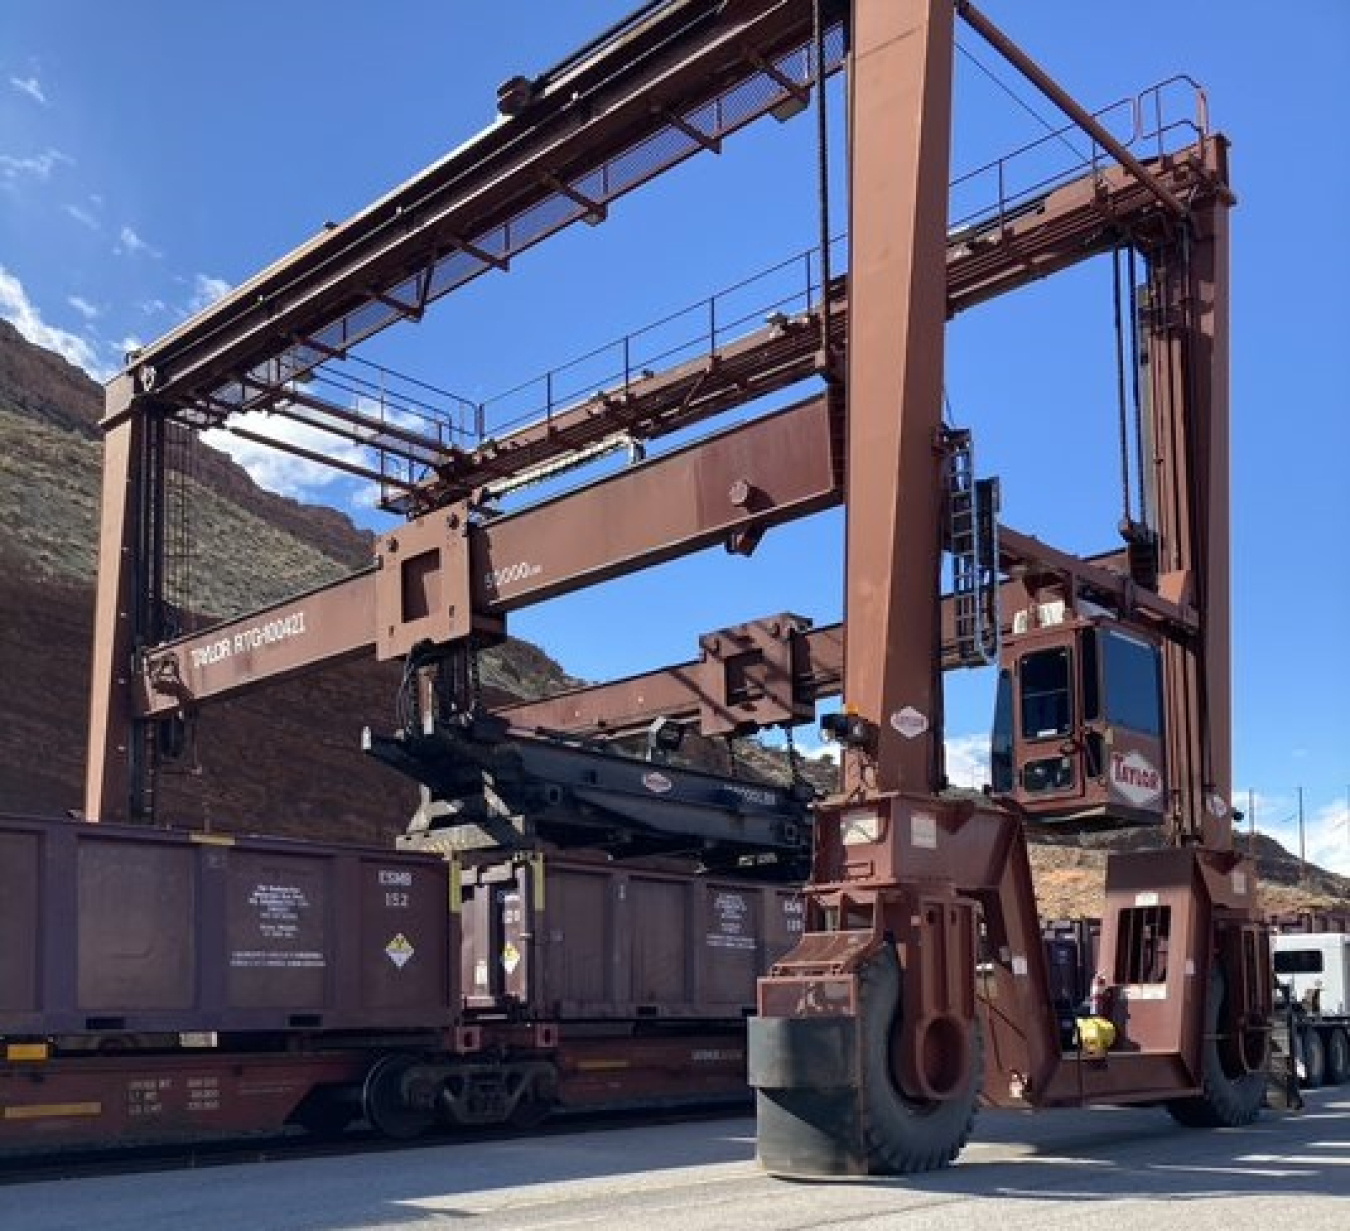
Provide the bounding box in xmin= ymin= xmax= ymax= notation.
xmin=944 ymin=428 xmax=1001 ymax=667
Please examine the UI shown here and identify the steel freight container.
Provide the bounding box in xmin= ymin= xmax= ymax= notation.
xmin=459 ymin=853 xmax=804 ymax=1020
xmin=0 ymin=814 xmax=454 ymax=1036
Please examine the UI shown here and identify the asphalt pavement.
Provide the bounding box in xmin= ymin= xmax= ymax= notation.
xmin=8 ymin=1090 xmax=1349 ymax=1231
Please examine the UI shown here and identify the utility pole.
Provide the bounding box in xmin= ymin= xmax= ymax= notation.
xmin=1298 ymin=786 xmax=1306 ymax=884
xmin=1248 ymin=786 xmax=1256 ymax=855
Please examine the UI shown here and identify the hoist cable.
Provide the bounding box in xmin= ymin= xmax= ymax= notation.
xmin=812 ymin=0 xmax=835 ymax=379
xmin=1112 ymin=246 xmax=1135 ymax=527
xmin=1127 ymin=245 xmax=1149 ymax=528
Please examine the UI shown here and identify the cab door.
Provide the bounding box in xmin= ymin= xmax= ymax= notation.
xmin=993 ymin=626 xmax=1088 ymax=815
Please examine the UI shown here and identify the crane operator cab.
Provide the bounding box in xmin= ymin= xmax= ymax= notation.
xmin=990 ymin=605 xmax=1167 ymax=828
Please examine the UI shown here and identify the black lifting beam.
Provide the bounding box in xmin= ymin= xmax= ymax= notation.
xmin=364 ymin=715 xmax=813 ymax=879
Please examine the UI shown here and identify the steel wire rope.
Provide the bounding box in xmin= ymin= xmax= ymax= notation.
xmin=1127 ymin=246 xmax=1149 ymax=528
xmin=813 ymin=0 xmax=836 ymax=382
xmin=1112 ymin=246 xmax=1135 ymax=528
xmin=955 ymin=40 xmax=1091 ymax=166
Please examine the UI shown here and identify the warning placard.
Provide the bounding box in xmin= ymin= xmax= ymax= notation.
xmin=385 ymin=933 xmax=415 ymax=969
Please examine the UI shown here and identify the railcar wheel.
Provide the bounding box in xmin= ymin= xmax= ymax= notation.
xmin=362 ymin=1054 xmax=436 ymax=1141
xmin=857 ymin=944 xmax=982 ymax=1174
xmin=1165 ymin=969 xmax=1265 ymax=1127
xmin=1324 ymin=1028 xmax=1350 ymax=1086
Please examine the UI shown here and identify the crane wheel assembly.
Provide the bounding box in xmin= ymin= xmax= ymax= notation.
xmin=1165 ymin=970 xmax=1266 ymax=1129
xmin=752 ymin=944 xmax=981 ymax=1176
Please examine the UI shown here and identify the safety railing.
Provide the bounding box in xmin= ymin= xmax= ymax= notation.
xmin=949 ymin=76 xmax=1211 ymax=237
xmin=468 ymin=233 xmax=849 ymax=448
xmin=363 ymin=76 xmax=1208 ymax=507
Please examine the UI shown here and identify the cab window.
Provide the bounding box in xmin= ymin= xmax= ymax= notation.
xmin=1100 ymin=629 xmax=1163 ymax=736
xmin=1020 ymin=648 xmax=1073 ymax=740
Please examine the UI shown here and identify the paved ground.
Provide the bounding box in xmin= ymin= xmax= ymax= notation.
xmin=8 ymin=1091 xmax=1350 ymax=1231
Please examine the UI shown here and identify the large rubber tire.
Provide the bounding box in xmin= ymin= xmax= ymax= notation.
xmin=1300 ymin=1027 xmax=1327 ymax=1089
xmin=1165 ymin=969 xmax=1265 ymax=1127
xmin=1324 ymin=1028 xmax=1350 ymax=1086
xmin=856 ymin=945 xmax=982 ymax=1174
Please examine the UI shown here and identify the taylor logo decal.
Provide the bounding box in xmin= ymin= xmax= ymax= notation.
xmin=1110 ymin=751 xmax=1163 ymax=807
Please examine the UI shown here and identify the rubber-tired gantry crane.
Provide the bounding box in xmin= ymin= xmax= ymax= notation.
xmin=84 ymin=0 xmax=1270 ymax=1174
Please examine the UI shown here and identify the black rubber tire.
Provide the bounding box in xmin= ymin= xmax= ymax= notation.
xmin=1324 ymin=1028 xmax=1350 ymax=1086
xmin=1300 ymin=1027 xmax=1327 ymax=1089
xmin=857 ymin=944 xmax=982 ymax=1174
xmin=1165 ymin=969 xmax=1265 ymax=1128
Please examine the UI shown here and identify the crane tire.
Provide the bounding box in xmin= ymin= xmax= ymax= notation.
xmin=1165 ymin=969 xmax=1265 ymax=1127
xmin=856 ymin=944 xmax=982 ymax=1174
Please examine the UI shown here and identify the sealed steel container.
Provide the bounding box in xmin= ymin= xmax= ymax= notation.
xmin=459 ymin=853 xmax=803 ymax=1021
xmin=0 ymin=814 xmax=454 ymax=1036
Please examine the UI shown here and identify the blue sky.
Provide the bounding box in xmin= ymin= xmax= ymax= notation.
xmin=1 ymin=2 xmax=1346 ymax=870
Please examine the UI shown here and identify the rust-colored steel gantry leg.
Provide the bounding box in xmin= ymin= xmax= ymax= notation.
xmin=748 ymin=0 xmax=998 ymax=1177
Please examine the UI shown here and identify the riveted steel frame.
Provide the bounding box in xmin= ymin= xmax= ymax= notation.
xmin=84 ymin=0 xmax=1251 ymax=1127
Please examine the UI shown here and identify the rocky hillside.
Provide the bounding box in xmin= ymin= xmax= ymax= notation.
xmin=0 ymin=319 xmax=575 ymax=845
xmin=1030 ymin=826 xmax=1350 ymax=920
xmin=1 ymin=320 xmax=1345 ymax=916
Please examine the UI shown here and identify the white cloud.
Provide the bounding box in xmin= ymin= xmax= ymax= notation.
xmin=1233 ymin=788 xmax=1350 ymax=877
xmin=348 ymin=484 xmax=385 ymax=511
xmin=0 ymin=147 xmax=69 ymax=185
xmin=67 ymin=295 xmax=100 ymax=321
xmin=202 ymin=408 xmax=372 ymax=500
xmin=945 ymin=733 xmax=990 ymax=790
xmin=114 ymin=225 xmax=160 ymax=258
xmin=9 ymin=76 xmax=47 ymax=106
xmin=187 ymin=273 xmax=231 ymax=314
xmin=0 ymin=264 xmax=106 ymax=377
xmin=63 ymin=201 xmax=99 ymax=230
xmin=1304 ymin=799 xmax=1350 ymax=878
xmin=114 ymin=335 xmax=145 ymax=361
xmin=140 ymin=298 xmax=168 ymax=316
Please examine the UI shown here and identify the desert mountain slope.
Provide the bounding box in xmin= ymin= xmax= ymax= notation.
xmin=0 ymin=320 xmax=574 ymax=845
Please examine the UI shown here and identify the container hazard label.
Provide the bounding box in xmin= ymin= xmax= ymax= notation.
xmin=707 ymin=891 xmax=756 ymax=951
xmin=385 ymin=933 xmax=415 ymax=969
xmin=501 ymin=942 xmax=521 ymax=974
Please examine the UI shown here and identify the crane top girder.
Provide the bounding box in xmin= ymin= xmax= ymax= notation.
xmin=112 ymin=0 xmax=848 ymax=424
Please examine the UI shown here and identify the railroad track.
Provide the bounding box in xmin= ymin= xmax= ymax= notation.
xmin=0 ymin=1101 xmax=749 ymax=1186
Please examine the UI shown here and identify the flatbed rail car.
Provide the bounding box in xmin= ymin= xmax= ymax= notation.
xmin=0 ymin=813 xmax=801 ymax=1149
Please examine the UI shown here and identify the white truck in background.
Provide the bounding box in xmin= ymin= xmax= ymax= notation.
xmin=1272 ymin=932 xmax=1350 ymax=1087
